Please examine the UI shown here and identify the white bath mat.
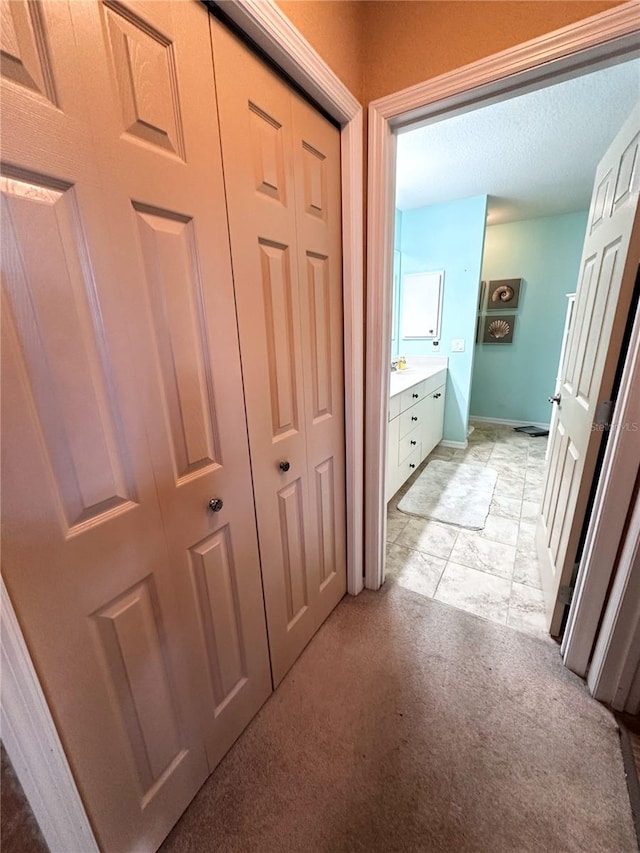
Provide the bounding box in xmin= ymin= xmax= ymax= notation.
xmin=397 ymin=460 xmax=497 ymax=530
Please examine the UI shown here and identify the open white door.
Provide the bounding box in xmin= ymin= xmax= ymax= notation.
xmin=537 ymin=105 xmax=640 ymax=636
xmin=546 ymin=293 xmax=576 ymax=461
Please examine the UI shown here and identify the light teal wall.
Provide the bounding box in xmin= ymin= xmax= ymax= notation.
xmin=394 ymin=208 xmax=402 ymax=250
xmin=470 ymin=211 xmax=588 ymax=424
xmin=391 ymin=210 xmax=402 ymax=356
xmin=399 ymin=196 xmax=488 ymax=444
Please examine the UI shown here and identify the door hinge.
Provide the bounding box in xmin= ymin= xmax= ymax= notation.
xmin=558 ymin=585 xmax=573 ymax=606
xmin=593 ymin=399 xmax=614 ymax=429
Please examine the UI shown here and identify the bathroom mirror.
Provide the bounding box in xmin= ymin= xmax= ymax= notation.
xmin=391 ymin=249 xmax=400 ymax=341
xmin=392 ymin=250 xmax=400 ymax=347
xmin=400 ymin=270 xmax=444 ymax=339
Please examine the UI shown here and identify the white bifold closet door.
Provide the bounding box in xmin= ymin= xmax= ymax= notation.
xmin=1 ymin=2 xmax=270 ymax=851
xmin=211 ymin=20 xmax=347 ymax=686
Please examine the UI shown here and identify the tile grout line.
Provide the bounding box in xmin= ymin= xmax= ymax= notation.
xmin=431 ymin=555 xmax=449 ymax=598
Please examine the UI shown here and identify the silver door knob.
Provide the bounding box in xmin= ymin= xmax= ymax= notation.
xmin=548 ymin=393 xmax=561 ymax=405
xmin=208 ymin=498 xmax=224 ymax=512
xmin=279 ymin=461 xmax=290 ymax=472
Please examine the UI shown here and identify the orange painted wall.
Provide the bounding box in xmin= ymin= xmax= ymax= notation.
xmin=274 ymin=0 xmax=625 ymax=105
xmin=275 ymin=1 xmax=365 ymax=102
xmin=362 ymin=1 xmax=626 ymax=102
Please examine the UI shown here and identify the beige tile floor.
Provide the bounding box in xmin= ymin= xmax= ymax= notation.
xmin=386 ymin=421 xmax=551 ymax=638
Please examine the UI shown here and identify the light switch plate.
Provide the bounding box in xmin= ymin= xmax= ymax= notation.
xmin=451 ymin=339 xmax=465 ymax=353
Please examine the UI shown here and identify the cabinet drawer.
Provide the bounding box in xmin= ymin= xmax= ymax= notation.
xmin=399 ymin=396 xmax=428 ymax=439
xmin=399 ymin=381 xmax=426 ymax=414
xmin=398 ymin=430 xmax=420 ymax=464
xmin=423 ymin=369 xmax=447 ymax=398
xmin=400 ymin=443 xmax=422 ymax=481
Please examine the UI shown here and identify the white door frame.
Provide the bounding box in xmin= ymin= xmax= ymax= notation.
xmin=364 ymin=0 xmax=640 ymax=596
xmin=587 ymin=482 xmax=640 ymax=711
xmin=0 ymin=2 xmax=364 ymax=850
xmin=217 ymin=0 xmax=365 ymax=598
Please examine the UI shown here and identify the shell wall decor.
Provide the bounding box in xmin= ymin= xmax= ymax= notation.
xmin=488 ymin=319 xmax=511 ymax=338
xmin=482 ymin=313 xmax=516 ymax=344
xmin=486 ymin=278 xmax=522 ymax=310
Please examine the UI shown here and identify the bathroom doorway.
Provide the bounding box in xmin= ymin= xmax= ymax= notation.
xmin=383 ymin=56 xmax=640 ymax=639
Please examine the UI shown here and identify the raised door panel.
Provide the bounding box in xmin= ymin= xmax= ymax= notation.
xmin=103 ymin=1 xmax=186 ymax=160
xmin=133 ymin=203 xmax=221 ymax=482
xmin=211 ymin=19 xmax=318 ymax=686
xmin=0 ymin=0 xmax=56 ymax=103
xmin=0 ymin=4 xmax=210 ymax=843
xmin=291 ymin=92 xmax=347 ymax=634
xmin=94 ymin=579 xmax=184 ymax=796
xmin=277 ymin=478 xmax=310 ymax=626
xmin=315 ymin=458 xmax=339 ymax=591
xmin=189 ymin=529 xmax=249 ymax=707
xmin=0 ymin=0 xmax=95 ymax=188
xmin=539 ymin=422 xmax=581 ymax=584
xmin=67 ymin=0 xmax=272 ymax=769
xmin=1 ymin=174 xmax=136 ymax=532
xmin=306 ymin=252 xmax=334 ymax=422
xmin=260 ymin=239 xmax=301 ymax=440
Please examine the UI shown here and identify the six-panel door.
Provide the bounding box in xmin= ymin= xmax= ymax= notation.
xmin=1 ymin=1 xmax=272 ymax=850
xmin=1 ymin=2 xmax=208 ymax=849
xmin=67 ymin=0 xmax=273 ymax=771
xmin=537 ymin=106 xmax=640 ymax=635
xmin=211 ymin=19 xmax=347 ymax=686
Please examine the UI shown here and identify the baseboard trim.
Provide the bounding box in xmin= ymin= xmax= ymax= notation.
xmin=439 ymin=439 xmax=468 ymax=450
xmin=470 ymin=416 xmax=550 ymax=430
xmin=616 ymin=715 xmax=640 ymax=850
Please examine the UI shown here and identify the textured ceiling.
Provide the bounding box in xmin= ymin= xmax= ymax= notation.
xmin=395 ymin=59 xmax=640 ymax=225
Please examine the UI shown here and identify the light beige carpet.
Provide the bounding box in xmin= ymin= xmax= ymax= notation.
xmin=397 ymin=460 xmax=497 ymax=529
xmin=162 ymin=585 xmax=637 ymax=853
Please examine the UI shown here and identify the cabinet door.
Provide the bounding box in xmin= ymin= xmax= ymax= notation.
xmin=420 ymin=386 xmax=446 ymax=460
xmin=401 ymin=271 xmax=444 ymax=339
xmin=211 ymin=20 xmax=346 ymax=686
xmin=1 ymin=3 xmax=210 ymax=850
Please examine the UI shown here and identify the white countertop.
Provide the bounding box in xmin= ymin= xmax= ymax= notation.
xmin=389 ymin=360 xmax=447 ymax=398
